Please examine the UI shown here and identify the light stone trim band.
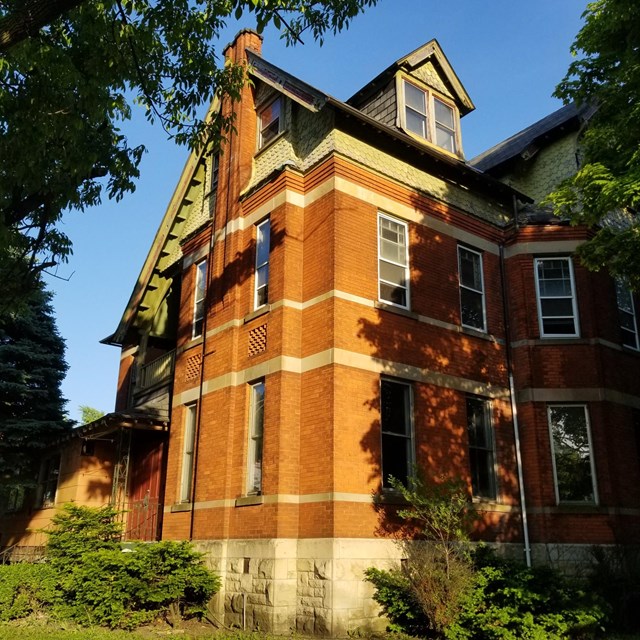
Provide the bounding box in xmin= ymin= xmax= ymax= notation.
xmin=206 ymin=289 xmax=503 ymax=345
xmin=517 ymin=387 xmax=640 ymax=409
xmin=503 ymin=240 xmax=583 ymax=258
xmin=214 ymin=178 xmax=501 ymax=255
xmin=182 ymin=244 xmax=209 ymax=270
xmin=120 ymin=345 xmax=138 ymax=360
xmin=172 ymin=347 xmax=510 ymax=406
xmin=165 ymin=492 xmax=520 ymax=513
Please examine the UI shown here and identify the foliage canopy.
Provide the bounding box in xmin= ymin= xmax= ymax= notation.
xmin=548 ymin=0 xmax=640 ymax=288
xmin=0 ymin=0 xmax=378 ymax=308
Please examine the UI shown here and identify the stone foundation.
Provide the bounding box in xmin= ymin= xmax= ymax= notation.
xmin=193 ymin=538 xmax=404 ymax=635
xmin=193 ymin=538 xmax=603 ymax=635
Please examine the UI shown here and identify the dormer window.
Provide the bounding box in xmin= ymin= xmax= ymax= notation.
xmin=258 ymin=97 xmax=282 ymax=149
xmin=400 ymin=79 xmax=459 ymax=154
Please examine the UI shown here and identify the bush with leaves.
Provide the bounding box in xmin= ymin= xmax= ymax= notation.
xmin=371 ymin=475 xmax=476 ymax=635
xmin=366 ymin=476 xmax=606 ymax=638
xmin=448 ymin=546 xmax=606 ymax=640
xmin=43 ymin=503 xmax=220 ymax=629
xmin=587 ymin=545 xmax=640 ymax=634
xmin=0 ymin=563 xmax=56 ymax=621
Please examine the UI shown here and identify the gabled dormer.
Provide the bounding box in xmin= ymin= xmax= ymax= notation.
xmin=347 ymin=40 xmax=474 ymax=158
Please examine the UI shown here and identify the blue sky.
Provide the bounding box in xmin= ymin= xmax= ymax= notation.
xmin=46 ymin=0 xmax=588 ymax=421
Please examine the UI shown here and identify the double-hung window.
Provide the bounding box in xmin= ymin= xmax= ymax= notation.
xmin=458 ymin=246 xmax=486 ymax=332
xmin=192 ymin=260 xmax=207 ymax=338
xmin=615 ymin=280 xmax=639 ymax=350
xmin=380 ymin=379 xmax=413 ymax=488
xmin=254 ymin=219 xmax=270 ymax=309
xmin=466 ymin=397 xmax=497 ymax=500
xmin=534 ymin=257 xmax=579 ymax=337
xmin=258 ymin=98 xmax=282 ymax=149
xmin=548 ymin=405 xmax=597 ymax=504
xmin=378 ymin=213 xmax=410 ymax=308
xmin=179 ymin=403 xmax=197 ymax=503
xmin=247 ymin=381 xmax=265 ymax=495
xmin=401 ymin=79 xmax=458 ymax=154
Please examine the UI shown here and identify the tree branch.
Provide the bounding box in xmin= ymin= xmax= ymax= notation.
xmin=0 ymin=0 xmax=86 ymax=53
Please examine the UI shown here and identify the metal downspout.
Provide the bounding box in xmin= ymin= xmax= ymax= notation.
xmin=499 ymin=236 xmax=532 ymax=567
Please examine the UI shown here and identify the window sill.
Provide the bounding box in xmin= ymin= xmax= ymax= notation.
xmin=374 ymin=301 xmax=417 ymax=320
xmin=255 ymin=131 xmax=287 ymax=158
xmin=243 ymin=305 xmax=270 ymax=324
xmin=235 ymin=495 xmax=263 ymax=508
xmin=537 ymin=336 xmax=582 ymax=343
xmin=373 ymin=490 xmax=409 ymax=506
xmin=170 ymin=502 xmax=192 ymax=513
xmin=554 ymin=502 xmax=600 ymax=513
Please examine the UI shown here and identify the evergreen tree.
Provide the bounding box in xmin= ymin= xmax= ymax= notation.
xmin=0 ymin=283 xmax=72 ymax=495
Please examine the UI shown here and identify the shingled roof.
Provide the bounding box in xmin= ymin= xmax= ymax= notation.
xmin=470 ymin=102 xmax=596 ymax=174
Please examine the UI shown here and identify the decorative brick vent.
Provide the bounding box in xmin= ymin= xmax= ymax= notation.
xmin=185 ymin=353 xmax=202 ymax=382
xmin=248 ymin=324 xmax=267 ymax=357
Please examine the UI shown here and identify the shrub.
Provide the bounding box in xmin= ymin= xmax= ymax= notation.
xmin=367 ymin=475 xmax=606 ymax=639
xmin=588 ymin=545 xmax=640 ymax=634
xmin=45 ymin=503 xmax=122 ymax=565
xmin=0 ymin=563 xmax=55 ymax=621
xmin=380 ymin=475 xmax=476 ymax=634
xmin=368 ymin=547 xmax=606 ymax=639
xmin=364 ymin=566 xmax=428 ymax=637
xmin=43 ymin=504 xmax=220 ymax=629
xmin=447 ymin=546 xmax=606 ymax=640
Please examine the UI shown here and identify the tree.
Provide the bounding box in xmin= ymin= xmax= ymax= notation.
xmin=79 ymin=405 xmax=105 ymax=424
xmin=0 ymin=0 xmax=378 ymax=309
xmin=548 ymin=0 xmax=640 ymax=289
xmin=0 ymin=282 xmax=72 ymax=493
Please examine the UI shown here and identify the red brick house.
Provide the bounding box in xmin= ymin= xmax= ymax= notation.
xmin=3 ymin=30 xmax=639 ymax=634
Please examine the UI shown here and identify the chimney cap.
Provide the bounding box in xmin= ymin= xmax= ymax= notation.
xmin=223 ymin=28 xmax=264 ymax=57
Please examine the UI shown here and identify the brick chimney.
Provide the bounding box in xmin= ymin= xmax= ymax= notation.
xmin=223 ymin=28 xmax=263 ymax=64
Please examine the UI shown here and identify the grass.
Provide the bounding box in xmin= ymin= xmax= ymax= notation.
xmin=0 ymin=623 xmax=294 ymax=640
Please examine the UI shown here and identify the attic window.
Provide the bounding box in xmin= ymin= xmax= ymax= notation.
xmin=258 ymin=97 xmax=282 ymax=149
xmin=400 ymin=79 xmax=458 ymax=154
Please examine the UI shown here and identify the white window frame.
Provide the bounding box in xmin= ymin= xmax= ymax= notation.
xmin=548 ymin=404 xmax=598 ymax=505
xmin=258 ymin=97 xmax=282 ymax=149
xmin=378 ymin=212 xmax=410 ymax=309
xmin=466 ymin=396 xmax=497 ymax=500
xmin=615 ymin=279 xmax=639 ymax=350
xmin=458 ymin=245 xmax=487 ymax=332
xmin=254 ymin=218 xmax=270 ymax=310
xmin=192 ymin=259 xmax=207 ymax=339
xmin=399 ymin=78 xmax=459 ymax=154
xmin=534 ymin=256 xmax=580 ymax=338
xmin=380 ymin=379 xmax=415 ymax=489
xmin=179 ymin=403 xmax=197 ymax=503
xmin=246 ymin=380 xmax=265 ymax=495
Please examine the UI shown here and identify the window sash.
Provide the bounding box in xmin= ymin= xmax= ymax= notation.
xmin=378 ymin=213 xmax=410 ymax=308
xmin=192 ymin=260 xmax=207 ymax=338
xmin=466 ymin=397 xmax=497 ymax=500
xmin=458 ymin=246 xmax=486 ymax=331
xmin=380 ymin=379 xmax=413 ymax=488
xmin=247 ymin=381 xmax=265 ymax=495
xmin=254 ymin=219 xmax=270 ymax=309
xmin=179 ymin=404 xmax=197 ymax=503
xmin=535 ymin=257 xmax=579 ymax=337
xmin=37 ymin=455 xmax=60 ymax=508
xmin=616 ymin=280 xmax=639 ymax=350
xmin=259 ymin=98 xmax=281 ymax=148
xmin=548 ymin=405 xmax=598 ymax=504
xmin=401 ymin=80 xmax=458 ymax=153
